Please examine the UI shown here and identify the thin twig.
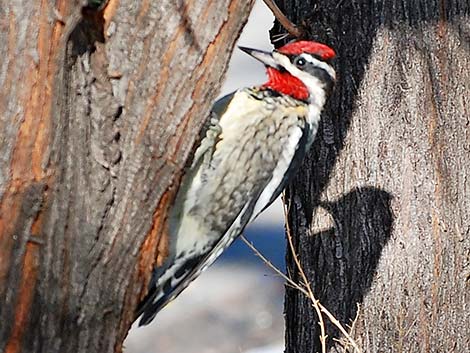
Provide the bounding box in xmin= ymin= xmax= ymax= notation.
xmin=338 ymin=305 xmax=361 ymax=352
xmin=282 ymin=198 xmax=362 ymax=353
xmin=283 ymin=201 xmax=328 ymax=353
xmin=319 ymin=304 xmax=361 ymax=352
xmin=239 ymin=235 xmax=308 ymax=296
xmin=241 ymin=200 xmax=362 ymax=352
xmin=261 ymin=0 xmax=303 ymax=38
xmin=271 ymin=32 xmax=290 ymax=43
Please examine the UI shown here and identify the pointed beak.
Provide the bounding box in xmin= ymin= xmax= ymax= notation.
xmin=238 ymin=46 xmax=283 ymax=70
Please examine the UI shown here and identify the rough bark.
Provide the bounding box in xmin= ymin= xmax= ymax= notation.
xmin=275 ymin=0 xmax=470 ymax=352
xmin=0 ymin=1 xmax=254 ymax=352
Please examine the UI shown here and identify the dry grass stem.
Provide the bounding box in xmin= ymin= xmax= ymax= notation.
xmin=242 ymin=225 xmax=361 ymax=352
xmin=239 ymin=235 xmax=308 ymax=296
xmin=283 ymin=202 xmax=327 ymax=353
xmin=338 ymin=305 xmax=361 ymax=352
xmin=319 ymin=303 xmax=361 ymax=352
xmin=282 ymin=200 xmax=362 ymax=353
xmin=241 ymin=196 xmax=362 ymax=352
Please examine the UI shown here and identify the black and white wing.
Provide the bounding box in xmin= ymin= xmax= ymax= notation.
xmin=136 ymin=89 xmax=312 ymax=325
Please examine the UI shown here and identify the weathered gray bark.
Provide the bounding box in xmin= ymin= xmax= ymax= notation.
xmin=0 ymin=1 xmax=254 ymax=352
xmin=275 ymin=1 xmax=470 ymax=352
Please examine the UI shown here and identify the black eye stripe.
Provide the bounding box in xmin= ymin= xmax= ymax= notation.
xmin=289 ymin=54 xmax=326 ymax=64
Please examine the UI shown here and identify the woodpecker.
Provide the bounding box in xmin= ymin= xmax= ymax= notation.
xmin=136 ymin=40 xmax=336 ymax=325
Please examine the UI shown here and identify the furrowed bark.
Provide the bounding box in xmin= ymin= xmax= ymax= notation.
xmin=0 ymin=1 xmax=254 ymax=352
xmin=274 ymin=1 xmax=470 ymax=352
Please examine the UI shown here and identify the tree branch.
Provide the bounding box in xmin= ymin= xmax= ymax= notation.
xmin=261 ymin=0 xmax=302 ymax=38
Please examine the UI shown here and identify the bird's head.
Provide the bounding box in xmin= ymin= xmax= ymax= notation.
xmin=239 ymin=41 xmax=336 ymax=103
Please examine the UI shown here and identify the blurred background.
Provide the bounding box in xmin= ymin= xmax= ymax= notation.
xmin=124 ymin=2 xmax=288 ymax=353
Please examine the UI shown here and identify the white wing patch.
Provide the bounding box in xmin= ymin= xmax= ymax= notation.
xmin=250 ymin=126 xmax=303 ymax=222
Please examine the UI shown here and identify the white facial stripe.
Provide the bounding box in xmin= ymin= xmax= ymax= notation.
xmin=301 ymin=54 xmax=336 ymax=80
xmin=272 ymin=52 xmax=332 ymax=107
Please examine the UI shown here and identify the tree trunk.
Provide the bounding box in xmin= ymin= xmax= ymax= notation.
xmin=0 ymin=1 xmax=254 ymax=352
xmin=276 ymin=1 xmax=470 ymax=352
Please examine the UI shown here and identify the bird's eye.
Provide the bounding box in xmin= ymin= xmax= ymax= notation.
xmin=295 ymin=57 xmax=306 ymax=67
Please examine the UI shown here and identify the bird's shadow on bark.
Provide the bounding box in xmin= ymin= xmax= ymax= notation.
xmin=270 ymin=0 xmax=469 ymax=351
xmin=271 ymin=0 xmax=468 ymax=352
xmin=272 ymin=2 xmax=398 ymax=346
xmin=284 ymin=187 xmax=393 ymax=346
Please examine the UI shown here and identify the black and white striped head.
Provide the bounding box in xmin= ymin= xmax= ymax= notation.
xmin=239 ymin=41 xmax=336 ymax=103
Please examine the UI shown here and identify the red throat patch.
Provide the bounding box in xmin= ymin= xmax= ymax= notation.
xmin=261 ymin=41 xmax=335 ymax=101
xmin=263 ymin=67 xmax=309 ymax=101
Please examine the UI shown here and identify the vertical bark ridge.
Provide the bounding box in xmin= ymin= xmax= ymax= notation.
xmin=0 ymin=1 xmax=255 ymax=352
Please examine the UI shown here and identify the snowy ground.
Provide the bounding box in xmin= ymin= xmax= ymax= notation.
xmin=125 ymin=263 xmax=284 ymax=353
xmin=124 ymin=224 xmax=286 ymax=353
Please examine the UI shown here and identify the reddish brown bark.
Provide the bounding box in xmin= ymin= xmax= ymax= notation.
xmin=0 ymin=1 xmax=254 ymax=352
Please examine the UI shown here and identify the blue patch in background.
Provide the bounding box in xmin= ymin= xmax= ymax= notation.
xmin=219 ymin=225 xmax=286 ymax=271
